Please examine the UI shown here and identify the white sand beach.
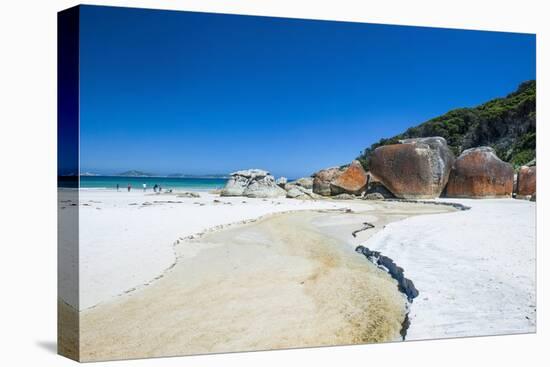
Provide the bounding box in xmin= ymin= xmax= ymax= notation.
xmin=72 ymin=192 xmax=454 ymax=361
xmin=73 ymin=189 xmax=350 ymax=310
xmin=59 ymin=189 xmax=536 ymax=360
xmin=363 ymin=198 xmax=536 ymax=339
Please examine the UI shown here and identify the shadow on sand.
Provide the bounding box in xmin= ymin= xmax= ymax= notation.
xmin=36 ymin=340 xmax=57 ymax=354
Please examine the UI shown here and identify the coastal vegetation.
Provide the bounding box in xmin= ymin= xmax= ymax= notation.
xmin=357 ymin=80 xmax=536 ymax=170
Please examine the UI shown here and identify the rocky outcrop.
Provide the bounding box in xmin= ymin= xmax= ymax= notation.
xmin=287 ymin=177 xmax=313 ymax=190
xmin=330 ymin=160 xmax=369 ymax=196
xmin=445 ymin=147 xmax=514 ymax=198
xmin=356 ymin=245 xmax=419 ymax=302
xmin=286 ymin=186 xmax=305 ymax=199
xmin=369 ymin=137 xmax=455 ymax=199
xmin=275 ymin=177 xmax=287 ymax=188
xmin=312 ymin=167 xmax=344 ymax=196
xmin=516 ymin=166 xmax=536 ymax=198
xmin=285 ymin=185 xmax=320 ymax=200
xmin=311 ymin=161 xmax=368 ymax=197
xmin=221 ymin=169 xmax=286 ymax=198
xmin=357 ymin=81 xmax=536 ymax=169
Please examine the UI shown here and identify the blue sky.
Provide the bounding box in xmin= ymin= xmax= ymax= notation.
xmin=78 ymin=5 xmax=535 ymax=178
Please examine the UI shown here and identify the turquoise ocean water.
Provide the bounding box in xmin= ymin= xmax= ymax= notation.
xmin=79 ymin=176 xmax=228 ymax=191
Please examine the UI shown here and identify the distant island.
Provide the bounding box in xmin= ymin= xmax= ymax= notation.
xmin=80 ymin=170 xmax=230 ymax=179
xmin=80 ymin=172 xmax=101 ymax=177
xmin=116 ymin=170 xmax=155 ymax=177
xmin=167 ymin=173 xmax=229 ymax=179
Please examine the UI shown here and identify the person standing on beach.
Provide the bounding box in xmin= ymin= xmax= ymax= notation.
xmin=143 ymin=183 xmax=147 ymax=192
xmin=153 ymin=184 xmax=158 ymax=193
xmin=116 ymin=184 xmax=119 ymax=191
xmin=127 ymin=184 xmax=131 ymax=192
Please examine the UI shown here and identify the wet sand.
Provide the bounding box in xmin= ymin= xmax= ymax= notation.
xmin=75 ymin=201 xmax=453 ymax=361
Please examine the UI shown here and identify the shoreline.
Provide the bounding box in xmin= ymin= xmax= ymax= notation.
xmin=83 ymin=207 xmax=357 ymax=312
xmin=70 ymin=189 xmax=353 ymax=310
xmin=59 ymin=190 xmax=536 ymax=360
xmin=75 ymin=201 xmax=454 ymax=361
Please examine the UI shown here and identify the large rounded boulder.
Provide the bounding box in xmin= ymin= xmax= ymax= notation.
xmin=516 ymin=165 xmax=536 ymax=198
xmin=369 ymin=137 xmax=455 ymax=199
xmin=312 ymin=167 xmax=344 ymax=196
xmin=330 ymin=160 xmax=369 ymax=195
xmin=445 ymin=147 xmax=513 ymax=198
xmin=221 ymin=169 xmax=286 ymax=198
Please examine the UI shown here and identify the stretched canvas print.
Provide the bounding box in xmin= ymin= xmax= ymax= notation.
xmin=58 ymin=5 xmax=537 ymax=362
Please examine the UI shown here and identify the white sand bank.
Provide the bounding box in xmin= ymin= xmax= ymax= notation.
xmin=362 ymin=198 xmax=536 ymax=339
xmin=75 ymin=190 xmax=348 ymax=310
xmin=79 ymin=211 xmax=413 ymax=361
xmin=75 ymin=200 xmax=454 ymax=361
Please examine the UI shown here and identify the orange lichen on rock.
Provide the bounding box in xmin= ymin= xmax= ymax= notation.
xmin=330 ymin=160 xmax=369 ymax=195
xmin=517 ymin=165 xmax=536 ymax=197
xmin=369 ymin=137 xmax=454 ymax=199
xmin=445 ymin=147 xmax=513 ymax=198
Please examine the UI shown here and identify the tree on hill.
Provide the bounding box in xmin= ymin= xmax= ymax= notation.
xmin=357 ymin=80 xmax=536 ymax=170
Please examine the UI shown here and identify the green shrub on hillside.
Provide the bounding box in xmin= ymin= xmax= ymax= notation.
xmin=358 ymin=80 xmax=536 ymax=170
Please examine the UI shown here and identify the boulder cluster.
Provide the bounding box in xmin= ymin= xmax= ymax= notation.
xmin=367 ymin=138 xmax=535 ymax=200
xmin=220 ymin=169 xmax=286 ymax=198
xmin=221 ymin=137 xmax=536 ymax=201
xmin=312 ymin=160 xmax=368 ymax=197
xmin=221 ymin=169 xmax=319 ymax=200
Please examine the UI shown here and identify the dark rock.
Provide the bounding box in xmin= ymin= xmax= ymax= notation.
xmin=355 ymin=245 xmax=419 ymax=302
xmin=332 ymin=193 xmax=356 ymax=200
xmin=364 ymin=192 xmax=385 ymax=200
xmin=365 ymin=174 xmax=395 ymax=198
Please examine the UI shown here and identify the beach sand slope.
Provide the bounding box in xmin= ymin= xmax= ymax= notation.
xmin=79 ymin=210 xmax=415 ymax=361
xmin=363 ymin=198 xmax=536 ymax=339
xmin=75 ymin=190 xmax=348 ymax=310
